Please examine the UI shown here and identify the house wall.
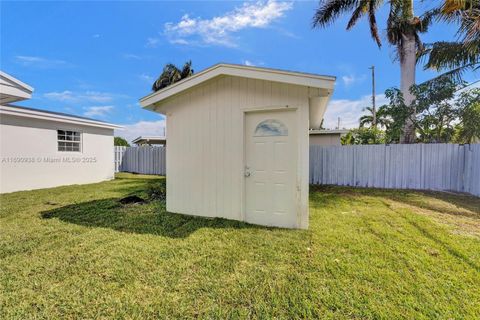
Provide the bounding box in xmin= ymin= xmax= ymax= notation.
xmin=158 ymin=75 xmax=316 ymax=228
xmin=309 ymin=133 xmax=342 ymax=146
xmin=0 ymin=114 xmax=114 ymax=193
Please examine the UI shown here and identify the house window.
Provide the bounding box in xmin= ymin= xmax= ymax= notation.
xmin=254 ymin=119 xmax=288 ymax=137
xmin=57 ymin=130 xmax=81 ymax=152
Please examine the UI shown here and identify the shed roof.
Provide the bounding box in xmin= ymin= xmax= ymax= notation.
xmin=0 ymin=104 xmax=122 ymax=130
xmin=140 ymin=63 xmax=336 ymax=110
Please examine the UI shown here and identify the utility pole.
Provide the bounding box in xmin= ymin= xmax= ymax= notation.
xmin=369 ymin=65 xmax=376 ymax=127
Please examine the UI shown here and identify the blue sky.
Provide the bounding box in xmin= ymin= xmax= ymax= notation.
xmin=1 ymin=1 xmax=476 ymax=142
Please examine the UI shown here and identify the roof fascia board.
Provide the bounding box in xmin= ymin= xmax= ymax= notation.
xmin=140 ymin=64 xmax=335 ymax=109
xmin=0 ymin=71 xmax=34 ymax=93
xmin=0 ymin=106 xmax=122 ymax=129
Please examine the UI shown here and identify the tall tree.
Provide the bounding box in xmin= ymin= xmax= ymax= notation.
xmin=379 ymin=78 xmax=480 ymax=144
xmin=114 ymin=136 xmax=130 ymax=147
xmin=152 ymin=61 xmax=194 ymax=92
xmin=422 ymin=0 xmax=480 ymax=83
xmin=312 ymin=0 xmax=434 ymax=143
xmin=359 ymin=106 xmax=391 ymax=128
xmin=455 ymin=88 xmax=480 ymax=143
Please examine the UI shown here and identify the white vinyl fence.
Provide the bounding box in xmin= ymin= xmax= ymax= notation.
xmin=310 ymin=143 xmax=480 ymax=197
xmin=114 ymin=146 xmax=166 ymax=175
xmin=115 ymin=144 xmax=479 ymax=196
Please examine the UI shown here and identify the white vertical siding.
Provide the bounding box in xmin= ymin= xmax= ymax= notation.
xmin=162 ymin=75 xmax=310 ymax=223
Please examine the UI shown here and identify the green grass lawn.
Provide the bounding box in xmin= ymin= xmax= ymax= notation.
xmin=1 ymin=173 xmax=479 ymax=319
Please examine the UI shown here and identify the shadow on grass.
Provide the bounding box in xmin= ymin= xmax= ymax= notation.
xmin=310 ymin=185 xmax=480 ymax=219
xmin=40 ymin=197 xmax=260 ymax=239
xmin=406 ymin=217 xmax=480 ymax=272
xmin=387 ymin=191 xmax=480 ymax=219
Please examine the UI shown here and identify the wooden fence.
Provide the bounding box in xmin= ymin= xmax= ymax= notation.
xmin=114 ymin=146 xmax=166 ymax=175
xmin=310 ymin=144 xmax=480 ymax=197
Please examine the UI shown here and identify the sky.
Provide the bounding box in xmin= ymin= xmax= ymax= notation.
xmin=1 ymin=1 xmax=477 ymax=143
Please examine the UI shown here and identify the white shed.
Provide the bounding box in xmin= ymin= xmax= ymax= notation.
xmin=140 ymin=64 xmax=335 ymax=229
xmin=0 ymin=71 xmax=121 ymax=193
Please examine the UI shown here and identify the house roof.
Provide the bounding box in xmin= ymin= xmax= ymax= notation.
xmin=140 ymin=63 xmax=336 ymax=110
xmin=0 ymin=104 xmax=122 ymax=130
xmin=309 ymin=129 xmax=349 ymax=135
xmin=0 ymin=71 xmax=34 ymax=104
xmin=132 ymin=136 xmax=167 ymax=145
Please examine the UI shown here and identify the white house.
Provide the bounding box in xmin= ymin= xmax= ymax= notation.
xmin=141 ymin=64 xmax=335 ymax=229
xmin=0 ymin=71 xmax=121 ymax=193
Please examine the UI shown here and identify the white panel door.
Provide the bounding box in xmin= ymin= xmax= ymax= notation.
xmin=244 ymin=109 xmax=297 ymax=228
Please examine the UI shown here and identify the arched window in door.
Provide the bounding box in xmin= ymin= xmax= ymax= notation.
xmin=254 ymin=119 xmax=288 ymax=137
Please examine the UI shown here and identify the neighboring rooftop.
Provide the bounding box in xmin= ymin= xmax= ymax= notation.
xmin=132 ymin=136 xmax=167 ymax=145
xmin=309 ymin=129 xmax=349 ymax=135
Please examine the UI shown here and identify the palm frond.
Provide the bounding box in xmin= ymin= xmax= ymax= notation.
xmin=312 ymin=0 xmax=359 ymax=28
xmin=425 ymin=40 xmax=479 ymax=70
xmin=368 ymin=0 xmax=382 ymax=47
xmin=152 ymin=61 xmax=194 ymax=92
xmin=346 ymin=1 xmax=369 ymax=30
xmin=417 ymin=8 xmax=439 ymax=33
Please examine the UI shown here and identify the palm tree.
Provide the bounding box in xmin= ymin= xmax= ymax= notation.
xmin=422 ymin=0 xmax=480 ymax=83
xmin=152 ymin=61 xmax=194 ymax=92
xmin=359 ymin=106 xmax=391 ymax=128
xmin=313 ymin=1 xmax=434 ymax=143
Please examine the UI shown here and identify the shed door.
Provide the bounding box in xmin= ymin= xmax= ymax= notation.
xmin=244 ymin=110 xmax=297 ymax=228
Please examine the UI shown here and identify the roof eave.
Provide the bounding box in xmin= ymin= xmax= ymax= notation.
xmin=0 ymin=106 xmax=122 ymax=130
xmin=140 ymin=63 xmax=336 ymax=110
xmin=0 ymin=71 xmax=34 ymax=93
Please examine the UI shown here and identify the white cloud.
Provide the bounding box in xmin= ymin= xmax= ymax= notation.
xmin=122 ymin=53 xmax=142 ymax=60
xmin=92 ymin=34 xmax=101 ymax=38
xmin=170 ymin=38 xmax=190 ymax=45
xmin=15 ymin=55 xmax=68 ymax=68
xmin=44 ymin=90 xmax=76 ymax=102
xmin=83 ymin=106 xmax=114 ymax=118
xmin=83 ymin=91 xmax=114 ymax=103
xmin=342 ymin=74 xmax=366 ymax=86
xmin=164 ymin=0 xmax=293 ymax=47
xmin=323 ymin=94 xmax=388 ymax=129
xmin=139 ymin=73 xmax=154 ymax=83
xmin=146 ymin=37 xmax=160 ymax=48
xmin=115 ymin=119 xmax=166 ymax=144
xmin=44 ymin=90 xmax=117 ymax=103
xmin=243 ymin=59 xmax=264 ymax=67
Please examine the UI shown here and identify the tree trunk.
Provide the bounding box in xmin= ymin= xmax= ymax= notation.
xmin=399 ymin=32 xmax=417 ymax=144
xmin=399 ymin=0 xmax=417 ymax=144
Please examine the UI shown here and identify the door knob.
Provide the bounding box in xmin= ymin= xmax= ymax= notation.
xmin=244 ymin=166 xmax=251 ymax=177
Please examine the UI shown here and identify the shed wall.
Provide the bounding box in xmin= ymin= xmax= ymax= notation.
xmin=0 ymin=114 xmax=114 ymax=193
xmin=160 ymin=75 xmax=313 ymax=226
